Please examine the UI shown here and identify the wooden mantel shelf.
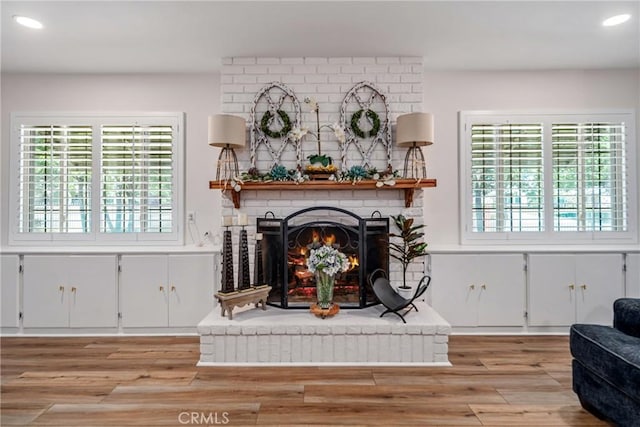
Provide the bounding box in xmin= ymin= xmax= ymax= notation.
xmin=209 ymin=178 xmax=437 ymax=208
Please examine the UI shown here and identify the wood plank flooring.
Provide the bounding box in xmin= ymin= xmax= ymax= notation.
xmin=1 ymin=335 xmax=607 ymax=426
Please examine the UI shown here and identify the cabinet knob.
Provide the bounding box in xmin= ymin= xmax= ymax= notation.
xmin=569 ymin=284 xmax=575 ymax=290
xmin=71 ymin=287 xmax=77 ymax=293
xmin=580 ymin=284 xmax=587 ymax=290
xmin=481 ymin=284 xmax=487 ymax=290
xmin=469 ymin=284 xmax=475 ymax=290
xmin=171 ymin=286 xmax=176 ymax=292
xmin=58 ymin=285 xmax=65 ymax=292
xmin=159 ymin=286 xmax=164 ymax=292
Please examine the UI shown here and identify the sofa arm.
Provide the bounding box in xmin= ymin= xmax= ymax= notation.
xmin=613 ymin=298 xmax=640 ymax=338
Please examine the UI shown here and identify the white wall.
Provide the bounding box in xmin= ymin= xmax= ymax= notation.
xmin=0 ymin=73 xmax=223 ymax=247
xmin=423 ymin=69 xmax=640 ymax=246
xmin=2 ymin=69 xmax=638 ymax=249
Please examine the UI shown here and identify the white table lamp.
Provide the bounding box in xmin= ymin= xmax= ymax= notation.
xmin=396 ymin=112 xmax=434 ymax=179
xmin=209 ymin=114 xmax=246 ymax=181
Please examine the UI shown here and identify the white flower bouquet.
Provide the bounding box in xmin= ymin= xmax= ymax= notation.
xmin=307 ymin=244 xmax=350 ymax=309
xmin=307 ymin=244 xmax=350 ymax=276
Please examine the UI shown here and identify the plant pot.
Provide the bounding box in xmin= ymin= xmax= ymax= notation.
xmin=396 ymin=286 xmax=414 ymax=299
xmin=305 ymin=164 xmax=336 ymax=181
xmin=308 ymin=172 xmax=333 ymax=180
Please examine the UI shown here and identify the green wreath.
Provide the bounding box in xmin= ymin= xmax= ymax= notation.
xmin=350 ymin=109 xmax=381 ymax=139
xmin=260 ymin=110 xmax=292 ymax=139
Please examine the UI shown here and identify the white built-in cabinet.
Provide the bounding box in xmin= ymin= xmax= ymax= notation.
xmin=627 ymin=254 xmax=640 ymax=297
xmin=1 ymin=255 xmax=20 ymax=328
xmin=22 ymin=255 xmax=118 ymax=328
xmin=119 ymin=254 xmax=215 ymax=328
xmin=2 ymin=249 xmax=635 ymax=334
xmin=528 ymin=254 xmax=624 ymax=327
xmin=430 ymin=254 xmax=526 ymax=327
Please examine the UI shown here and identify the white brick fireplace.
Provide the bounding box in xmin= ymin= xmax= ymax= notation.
xmin=220 ymin=56 xmax=428 ymax=287
xmin=199 ymin=56 xmax=449 ymax=365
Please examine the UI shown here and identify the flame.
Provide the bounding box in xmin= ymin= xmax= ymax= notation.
xmin=300 ymin=247 xmax=307 ymax=256
xmin=324 ymin=234 xmax=336 ymax=246
xmin=348 ymin=255 xmax=359 ymax=271
xmin=310 ymin=229 xmax=336 ymax=247
xmin=294 ymin=270 xmax=313 ymax=280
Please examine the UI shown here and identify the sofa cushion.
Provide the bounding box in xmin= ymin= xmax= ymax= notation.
xmin=614 ymin=298 xmax=640 ymax=339
xmin=570 ymin=323 xmax=640 ymax=403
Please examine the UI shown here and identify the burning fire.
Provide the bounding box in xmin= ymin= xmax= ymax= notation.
xmin=348 ymin=255 xmax=359 ymax=271
xmin=293 ymin=229 xmax=360 ymax=272
xmin=311 ymin=230 xmax=336 ymax=247
xmin=324 ymin=234 xmax=336 ymax=247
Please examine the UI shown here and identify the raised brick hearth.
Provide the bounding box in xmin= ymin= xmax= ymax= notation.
xmin=198 ymin=301 xmax=451 ymax=366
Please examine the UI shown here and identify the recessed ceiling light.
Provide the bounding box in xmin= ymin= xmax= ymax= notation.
xmin=13 ymin=15 xmax=44 ymax=30
xmin=602 ymin=14 xmax=631 ymax=27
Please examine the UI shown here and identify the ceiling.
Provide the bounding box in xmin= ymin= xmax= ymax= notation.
xmin=2 ymin=1 xmax=639 ymax=74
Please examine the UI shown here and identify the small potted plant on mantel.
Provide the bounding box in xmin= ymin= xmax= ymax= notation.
xmin=289 ymin=97 xmax=345 ymax=180
xmin=389 ymin=214 xmax=429 ymax=299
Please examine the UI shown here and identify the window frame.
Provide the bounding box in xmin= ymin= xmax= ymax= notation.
xmin=459 ymin=110 xmax=637 ymax=245
xmin=9 ymin=112 xmax=185 ymax=246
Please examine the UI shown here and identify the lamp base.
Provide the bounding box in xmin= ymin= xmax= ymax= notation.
xmin=216 ymin=146 xmax=239 ymax=181
xmin=403 ymin=144 xmax=427 ymax=179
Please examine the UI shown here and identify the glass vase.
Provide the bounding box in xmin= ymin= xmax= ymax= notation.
xmin=315 ymin=270 xmax=335 ymax=309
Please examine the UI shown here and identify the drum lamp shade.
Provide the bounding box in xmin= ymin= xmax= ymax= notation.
xmin=396 ymin=112 xmax=434 ymax=147
xmin=208 ymin=114 xmax=246 ymax=148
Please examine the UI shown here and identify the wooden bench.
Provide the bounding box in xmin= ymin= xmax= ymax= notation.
xmin=215 ymin=285 xmax=272 ymax=320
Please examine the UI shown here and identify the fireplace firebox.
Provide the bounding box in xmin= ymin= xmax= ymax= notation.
xmin=255 ymin=207 xmax=389 ymax=309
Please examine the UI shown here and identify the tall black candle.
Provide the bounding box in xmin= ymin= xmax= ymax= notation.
xmin=254 ymin=232 xmax=264 ymax=285
xmin=221 ymin=228 xmax=235 ymax=293
xmin=237 ymin=227 xmax=251 ymax=290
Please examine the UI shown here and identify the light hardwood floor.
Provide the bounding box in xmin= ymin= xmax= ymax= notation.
xmin=1 ymin=335 xmax=607 ymax=426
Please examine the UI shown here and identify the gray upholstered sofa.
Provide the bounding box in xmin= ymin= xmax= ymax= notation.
xmin=570 ymin=298 xmax=640 ymax=426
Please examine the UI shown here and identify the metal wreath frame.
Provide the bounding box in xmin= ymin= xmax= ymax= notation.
xmin=339 ymin=81 xmax=392 ymax=171
xmin=249 ymin=82 xmax=302 ymax=171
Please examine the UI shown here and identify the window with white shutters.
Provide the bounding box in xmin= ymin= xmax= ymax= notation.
xmin=552 ymin=122 xmax=627 ymax=232
xmin=100 ymin=125 xmax=174 ymax=234
xmin=460 ymin=111 xmax=636 ymax=244
xmin=471 ymin=123 xmax=544 ymax=233
xmin=10 ymin=113 xmax=184 ymax=244
xmin=17 ymin=124 xmax=93 ymax=234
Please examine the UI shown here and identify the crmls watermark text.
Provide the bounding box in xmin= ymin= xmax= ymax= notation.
xmin=178 ymin=411 xmax=230 ymax=425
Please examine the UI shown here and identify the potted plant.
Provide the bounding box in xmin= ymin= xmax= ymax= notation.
xmin=389 ymin=214 xmax=429 ymax=298
xmin=287 ymin=97 xmax=345 ymax=180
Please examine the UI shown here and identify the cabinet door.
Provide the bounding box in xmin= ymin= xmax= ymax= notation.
xmin=68 ymin=256 xmax=118 ymax=328
xmin=167 ymin=254 xmax=215 ymax=327
xmin=23 ymin=256 xmax=69 ymax=328
xmin=1 ymin=255 xmax=20 ymax=328
xmin=431 ymin=254 xmax=478 ymax=327
xmin=575 ymin=254 xmax=623 ymax=326
xmin=528 ymin=255 xmax=576 ymax=327
xmin=120 ymin=255 xmax=168 ymax=327
xmin=626 ymin=254 xmax=640 ymax=297
xmin=476 ymin=254 xmax=525 ymax=327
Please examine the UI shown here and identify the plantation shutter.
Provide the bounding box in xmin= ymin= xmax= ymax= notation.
xmin=470 ymin=123 xmax=544 ymax=233
xmin=100 ymin=124 xmax=175 ymax=234
xmin=17 ymin=124 xmax=93 ymax=233
xmin=552 ymin=122 xmax=627 ymax=232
